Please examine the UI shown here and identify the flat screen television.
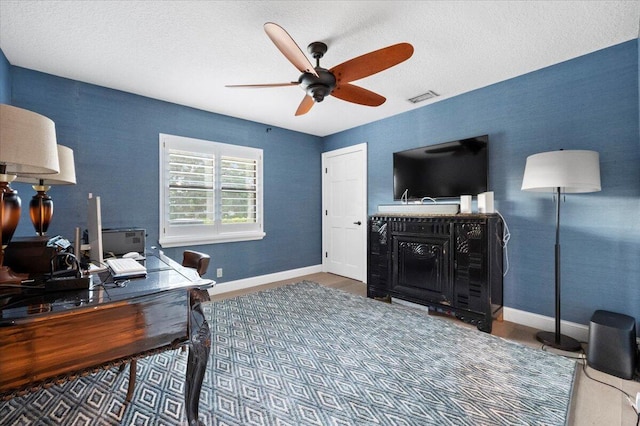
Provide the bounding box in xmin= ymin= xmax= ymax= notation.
xmin=393 ymin=135 xmax=488 ymax=200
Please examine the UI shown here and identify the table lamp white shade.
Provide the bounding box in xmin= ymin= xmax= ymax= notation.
xmin=0 ymin=104 xmax=59 ymax=176
xmin=16 ymin=145 xmax=76 ymax=185
xmin=521 ymin=150 xmax=601 ymax=193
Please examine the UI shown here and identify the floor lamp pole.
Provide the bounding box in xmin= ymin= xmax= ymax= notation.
xmin=554 ymin=186 xmax=562 ymax=343
xmin=535 ymin=187 xmax=582 ymax=351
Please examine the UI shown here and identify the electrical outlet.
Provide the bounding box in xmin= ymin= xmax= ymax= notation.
xmin=216 ymin=268 xmax=223 ymax=278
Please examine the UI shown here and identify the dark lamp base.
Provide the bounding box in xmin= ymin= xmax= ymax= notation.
xmin=536 ymin=331 xmax=582 ymax=352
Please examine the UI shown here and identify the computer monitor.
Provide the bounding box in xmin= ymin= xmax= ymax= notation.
xmin=87 ymin=194 xmax=103 ymax=266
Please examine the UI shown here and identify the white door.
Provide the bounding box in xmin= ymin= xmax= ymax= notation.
xmin=322 ymin=143 xmax=367 ymax=282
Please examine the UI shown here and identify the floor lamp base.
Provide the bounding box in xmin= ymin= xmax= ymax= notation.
xmin=536 ymin=331 xmax=582 ymax=352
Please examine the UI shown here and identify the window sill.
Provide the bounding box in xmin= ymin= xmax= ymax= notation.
xmin=159 ymin=231 xmax=266 ymax=248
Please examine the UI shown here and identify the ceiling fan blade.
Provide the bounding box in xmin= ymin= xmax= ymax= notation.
xmin=330 ymin=42 xmax=414 ymax=84
xmin=331 ymin=83 xmax=386 ymax=106
xmin=264 ymin=22 xmax=319 ymax=78
xmin=226 ymin=82 xmax=299 ymax=88
xmin=295 ymin=95 xmax=314 ymax=116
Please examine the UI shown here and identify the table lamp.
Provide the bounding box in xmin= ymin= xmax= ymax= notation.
xmin=521 ymin=149 xmax=601 ymax=351
xmin=0 ymin=104 xmax=59 ymax=283
xmin=16 ymin=145 xmax=76 ymax=236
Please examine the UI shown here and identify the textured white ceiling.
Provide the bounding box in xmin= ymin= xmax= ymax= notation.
xmin=1 ymin=1 xmax=638 ymax=137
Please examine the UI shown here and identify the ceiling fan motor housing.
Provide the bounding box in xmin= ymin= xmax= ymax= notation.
xmin=299 ymin=68 xmax=336 ymax=102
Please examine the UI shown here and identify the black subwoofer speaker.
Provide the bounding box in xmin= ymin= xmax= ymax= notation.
xmin=587 ymin=310 xmax=637 ymax=380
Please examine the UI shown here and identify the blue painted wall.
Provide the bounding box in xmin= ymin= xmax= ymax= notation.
xmin=2 ymin=39 xmax=639 ymax=329
xmin=0 ymin=49 xmax=10 ymax=104
xmin=324 ymin=40 xmax=640 ymax=328
xmin=8 ymin=67 xmax=323 ymax=282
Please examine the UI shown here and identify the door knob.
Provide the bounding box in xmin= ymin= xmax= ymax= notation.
xmin=353 ymin=221 xmax=362 ymax=225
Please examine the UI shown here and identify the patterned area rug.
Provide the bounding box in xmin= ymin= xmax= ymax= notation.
xmin=0 ymin=281 xmax=576 ymax=425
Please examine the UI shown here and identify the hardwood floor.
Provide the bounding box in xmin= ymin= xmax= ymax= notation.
xmin=212 ymin=272 xmax=640 ymax=426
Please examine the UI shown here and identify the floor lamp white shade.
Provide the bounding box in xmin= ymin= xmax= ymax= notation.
xmin=521 ymin=149 xmax=601 ymax=351
xmin=521 ymin=150 xmax=601 ymax=193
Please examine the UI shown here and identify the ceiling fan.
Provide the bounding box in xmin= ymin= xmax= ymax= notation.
xmin=226 ymin=22 xmax=414 ymax=116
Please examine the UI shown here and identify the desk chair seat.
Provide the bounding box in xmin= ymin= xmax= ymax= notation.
xmin=123 ymin=250 xmax=211 ymax=403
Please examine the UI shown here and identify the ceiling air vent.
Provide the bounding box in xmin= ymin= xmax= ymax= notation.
xmin=408 ymin=90 xmax=439 ymax=104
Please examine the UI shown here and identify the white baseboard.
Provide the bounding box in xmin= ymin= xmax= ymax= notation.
xmin=503 ymin=307 xmax=589 ymax=343
xmin=209 ymin=264 xmax=323 ymax=296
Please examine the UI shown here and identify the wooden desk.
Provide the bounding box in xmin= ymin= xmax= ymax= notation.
xmin=0 ymin=252 xmax=214 ymax=425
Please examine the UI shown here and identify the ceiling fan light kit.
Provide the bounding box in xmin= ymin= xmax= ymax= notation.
xmin=227 ymin=22 xmax=414 ymax=116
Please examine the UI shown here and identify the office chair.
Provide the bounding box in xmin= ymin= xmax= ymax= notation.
xmin=122 ymin=250 xmax=211 ymax=403
xmin=182 ymin=250 xmax=210 ymax=277
xmin=178 ymin=251 xmax=210 ymax=356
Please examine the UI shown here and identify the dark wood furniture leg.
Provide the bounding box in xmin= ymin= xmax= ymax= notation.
xmin=185 ymin=288 xmax=211 ymax=426
xmin=126 ymin=360 xmax=137 ymax=403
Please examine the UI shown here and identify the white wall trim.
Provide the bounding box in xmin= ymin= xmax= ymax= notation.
xmin=503 ymin=307 xmax=589 ymax=343
xmin=209 ymin=264 xmax=323 ymax=295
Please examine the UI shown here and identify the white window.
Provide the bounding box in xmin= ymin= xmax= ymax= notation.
xmin=159 ymin=133 xmax=264 ymax=247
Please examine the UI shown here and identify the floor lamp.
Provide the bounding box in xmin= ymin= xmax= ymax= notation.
xmin=0 ymin=104 xmax=60 ymax=283
xmin=521 ymin=149 xmax=601 ymax=351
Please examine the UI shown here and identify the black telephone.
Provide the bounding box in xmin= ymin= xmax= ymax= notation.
xmin=43 ymin=241 xmax=89 ymax=290
xmin=9 ymin=236 xmax=90 ymax=290
xmin=46 ymin=235 xmax=77 ymax=273
xmin=44 ymin=252 xmax=90 ymax=291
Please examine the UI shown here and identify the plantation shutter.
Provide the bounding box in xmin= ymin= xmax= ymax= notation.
xmin=221 ymin=156 xmax=258 ymax=224
xmin=159 ymin=133 xmax=264 ymax=247
xmin=168 ymin=149 xmax=215 ymax=225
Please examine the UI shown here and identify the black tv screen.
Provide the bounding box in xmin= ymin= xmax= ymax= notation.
xmin=393 ymin=135 xmax=488 ymax=200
